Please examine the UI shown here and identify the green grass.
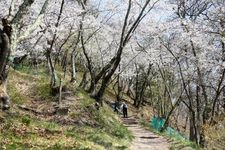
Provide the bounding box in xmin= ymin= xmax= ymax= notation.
xmin=0 ymin=108 xmax=131 ymax=150
xmin=14 ymin=65 xmax=49 ymax=77
xmin=1 ymin=68 xmax=133 ymax=150
xmin=72 ymin=88 xmax=133 ymax=148
xmin=35 ymin=80 xmax=53 ymax=101
xmin=8 ymin=84 xmax=27 ymax=104
xmin=93 ymin=105 xmax=133 ymax=140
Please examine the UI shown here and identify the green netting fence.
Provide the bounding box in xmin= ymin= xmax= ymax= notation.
xmin=151 ymin=116 xmax=165 ymax=131
xmin=151 ymin=116 xmax=186 ymax=140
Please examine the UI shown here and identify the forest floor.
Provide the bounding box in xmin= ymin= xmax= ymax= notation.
xmin=122 ymin=116 xmax=170 ymax=150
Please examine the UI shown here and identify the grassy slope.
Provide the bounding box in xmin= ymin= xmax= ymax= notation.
xmin=0 ymin=67 xmax=133 ymax=150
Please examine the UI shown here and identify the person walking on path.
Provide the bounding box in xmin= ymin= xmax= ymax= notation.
xmin=122 ymin=102 xmax=128 ymax=118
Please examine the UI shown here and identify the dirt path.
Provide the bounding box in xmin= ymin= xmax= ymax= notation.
xmin=122 ymin=117 xmax=170 ymax=150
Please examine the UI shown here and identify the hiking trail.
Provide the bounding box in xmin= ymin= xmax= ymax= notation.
xmin=122 ymin=117 xmax=170 ymax=150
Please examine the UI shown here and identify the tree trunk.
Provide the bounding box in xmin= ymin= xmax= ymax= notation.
xmin=0 ymin=28 xmax=11 ymax=110
xmin=188 ymin=96 xmax=198 ymax=143
xmin=92 ymin=73 xmax=109 ymax=106
xmin=161 ymin=95 xmax=182 ymax=132
xmin=134 ymin=64 xmax=139 ymax=107
xmin=113 ymin=65 xmax=123 ymax=102
xmin=189 ymin=111 xmax=196 ymax=142
xmin=137 ymin=63 xmax=152 ymax=108
xmin=46 ymin=51 xmax=57 ymax=87
xmin=47 ymin=0 xmax=64 ymax=91
xmin=79 ymin=70 xmax=88 ymax=89
xmin=58 ymin=78 xmax=62 ymax=105
xmin=70 ymin=51 xmax=77 ymax=83
xmin=70 ymin=19 xmax=81 ymax=83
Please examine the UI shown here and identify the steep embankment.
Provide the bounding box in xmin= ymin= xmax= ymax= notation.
xmin=0 ymin=68 xmax=132 ymax=149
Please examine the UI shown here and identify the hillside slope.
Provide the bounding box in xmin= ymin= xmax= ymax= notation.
xmin=0 ymin=68 xmax=133 ymax=149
